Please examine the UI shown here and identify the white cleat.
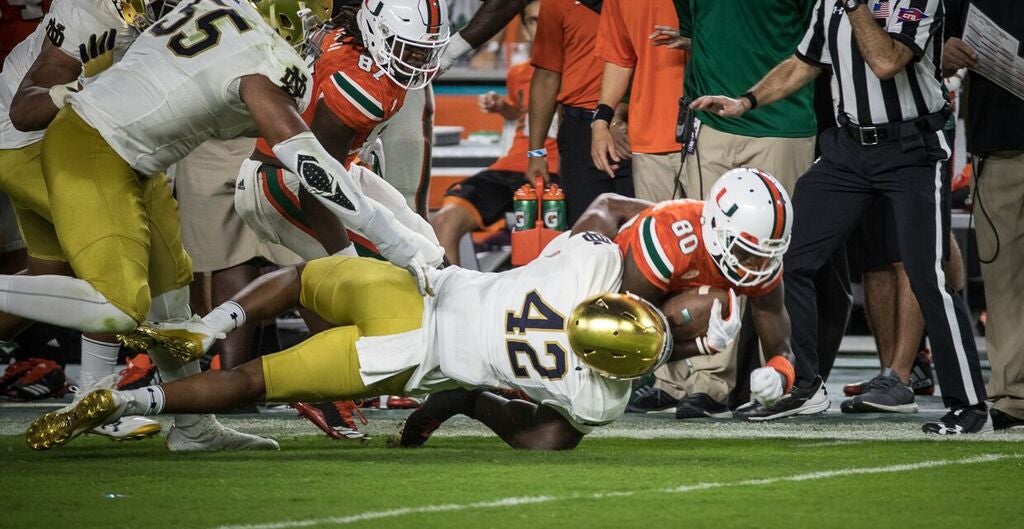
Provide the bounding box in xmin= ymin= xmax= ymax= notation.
xmin=166 ymin=416 xmax=280 ymax=451
xmin=89 ymin=416 xmax=162 ymax=441
xmin=116 ymin=316 xmax=224 ymax=363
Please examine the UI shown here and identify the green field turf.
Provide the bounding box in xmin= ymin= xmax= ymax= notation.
xmin=1 ymin=426 xmax=1021 ymax=529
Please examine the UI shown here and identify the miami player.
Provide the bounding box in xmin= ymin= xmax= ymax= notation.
xmin=27 ymin=230 xmax=673 ymax=451
xmin=0 ymin=0 xmax=441 ymax=404
xmin=235 ymin=0 xmax=449 ymax=260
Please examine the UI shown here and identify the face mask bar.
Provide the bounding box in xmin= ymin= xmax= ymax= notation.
xmin=715 ymin=229 xmax=788 ymax=287
xmin=378 ymin=34 xmax=449 ymax=90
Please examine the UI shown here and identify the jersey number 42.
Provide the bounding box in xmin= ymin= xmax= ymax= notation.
xmin=504 ymin=292 xmax=568 ymax=380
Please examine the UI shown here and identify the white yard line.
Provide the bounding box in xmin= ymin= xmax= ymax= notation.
xmin=212 ymin=453 xmax=1020 ymax=529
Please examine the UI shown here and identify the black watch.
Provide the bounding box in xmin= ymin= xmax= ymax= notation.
xmin=843 ymin=0 xmax=864 ymax=13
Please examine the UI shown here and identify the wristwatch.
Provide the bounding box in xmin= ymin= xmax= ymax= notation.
xmin=843 ymin=0 xmax=865 ymax=13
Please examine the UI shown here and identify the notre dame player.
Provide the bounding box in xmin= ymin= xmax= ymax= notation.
xmin=28 ymin=231 xmax=674 ymax=451
xmin=0 ymin=0 xmax=443 ymax=341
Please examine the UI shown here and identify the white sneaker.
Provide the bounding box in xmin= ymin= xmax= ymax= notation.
xmin=117 ymin=316 xmax=224 ymax=363
xmin=166 ymin=416 xmax=279 ymax=451
xmin=89 ymin=416 xmax=162 ymax=441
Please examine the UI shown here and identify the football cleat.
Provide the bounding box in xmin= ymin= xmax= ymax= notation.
xmin=116 ymin=352 xmax=160 ymax=390
xmin=922 ymin=405 xmax=993 ymax=435
xmin=991 ymin=409 xmax=1024 ymax=431
xmin=0 ymin=359 xmax=38 ymax=394
xmin=26 ymin=389 xmax=125 ymax=450
xmin=291 ymin=401 xmax=368 ymax=441
xmin=89 ymin=416 xmax=162 ymax=441
xmin=165 ymin=416 xmax=279 ymax=451
xmin=116 ymin=316 xmax=223 ymax=363
xmin=626 ymin=385 xmax=679 ymax=413
xmin=675 ymin=393 xmax=732 ymax=419
xmin=736 ymin=377 xmax=830 ymax=421
xmin=7 ymin=359 xmax=68 ymax=401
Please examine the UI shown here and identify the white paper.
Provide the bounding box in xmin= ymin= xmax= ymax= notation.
xmin=962 ymin=4 xmax=1024 ymax=101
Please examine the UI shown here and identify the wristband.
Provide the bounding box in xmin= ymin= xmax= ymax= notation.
xmin=740 ymin=91 xmax=758 ymax=110
xmin=527 ymin=148 xmax=547 ymax=158
xmin=766 ymin=355 xmax=795 ymax=393
xmin=592 ymin=103 xmax=615 ymax=124
xmin=694 ymin=336 xmax=714 ymax=356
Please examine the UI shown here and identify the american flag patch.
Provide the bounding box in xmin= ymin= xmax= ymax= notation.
xmin=871 ymin=1 xmax=890 ymax=19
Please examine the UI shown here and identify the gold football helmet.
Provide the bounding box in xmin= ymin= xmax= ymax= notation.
xmin=567 ymin=293 xmax=672 ymax=380
xmin=253 ymin=0 xmax=333 ymax=49
xmin=115 ymin=1 xmax=180 ymax=31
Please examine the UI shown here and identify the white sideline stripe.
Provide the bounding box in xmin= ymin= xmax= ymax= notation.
xmin=211 ymin=454 xmax=1019 ymax=529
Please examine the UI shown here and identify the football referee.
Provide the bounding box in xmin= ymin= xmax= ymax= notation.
xmin=692 ymin=0 xmax=989 ymax=434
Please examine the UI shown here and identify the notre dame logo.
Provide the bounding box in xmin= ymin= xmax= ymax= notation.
xmin=45 ymin=19 xmax=66 ymax=47
xmin=279 ymin=66 xmax=308 ymax=99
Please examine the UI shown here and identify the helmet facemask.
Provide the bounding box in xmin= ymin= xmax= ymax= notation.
xmin=356 ymin=0 xmax=450 ymax=90
xmin=711 ymin=223 xmax=788 ymax=287
xmin=116 ymin=0 xmax=180 ymax=31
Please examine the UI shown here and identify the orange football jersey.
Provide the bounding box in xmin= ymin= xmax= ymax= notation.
xmin=615 ymin=200 xmax=781 ymax=297
xmin=255 ymin=28 xmax=406 ymax=165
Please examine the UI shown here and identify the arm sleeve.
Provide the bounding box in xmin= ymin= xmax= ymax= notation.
xmin=886 ymin=0 xmax=943 ymax=60
xmin=530 ymin=0 xmax=564 ymax=72
xmin=594 ymin=0 xmax=636 ymax=68
xmin=795 ymin=0 xmax=831 ymax=67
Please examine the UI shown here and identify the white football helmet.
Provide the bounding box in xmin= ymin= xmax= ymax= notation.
xmin=357 ymin=0 xmax=451 ymax=90
xmin=701 ymin=168 xmax=793 ymax=287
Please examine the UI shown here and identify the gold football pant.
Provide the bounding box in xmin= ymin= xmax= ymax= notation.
xmin=262 ymin=256 xmax=423 ymax=402
xmin=0 ymin=143 xmax=64 ymax=260
xmin=40 ymin=108 xmax=192 ymax=322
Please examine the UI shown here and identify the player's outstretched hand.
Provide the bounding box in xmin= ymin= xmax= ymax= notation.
xmin=690 ymin=95 xmax=749 ymax=118
xmin=705 ymin=289 xmax=739 ymax=353
xmin=750 ymin=366 xmax=785 ymax=406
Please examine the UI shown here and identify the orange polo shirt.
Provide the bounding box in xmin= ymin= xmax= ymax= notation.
xmin=595 ymin=0 xmax=687 ymax=154
xmin=530 ymin=0 xmax=603 ymax=109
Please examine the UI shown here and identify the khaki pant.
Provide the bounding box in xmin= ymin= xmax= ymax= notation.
xmin=976 ymin=151 xmax=1024 ymax=419
xmin=171 ymin=138 xmax=301 ymax=273
xmin=656 ymin=124 xmax=814 ymax=403
xmin=632 ymin=151 xmax=682 ymax=202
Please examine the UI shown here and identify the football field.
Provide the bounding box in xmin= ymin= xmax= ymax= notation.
xmin=1 ymin=397 xmax=1022 ymax=529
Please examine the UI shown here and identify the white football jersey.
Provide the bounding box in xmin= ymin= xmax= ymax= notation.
xmin=422 ymin=231 xmax=632 ymax=429
xmin=0 ymin=0 xmax=133 ymax=149
xmin=70 ymin=0 xmax=313 ymax=175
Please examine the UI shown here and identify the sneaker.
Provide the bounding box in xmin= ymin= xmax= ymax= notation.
xmin=116 ymin=353 xmax=160 ymax=390
xmin=7 ymin=359 xmax=68 ymax=400
xmin=922 ymin=405 xmax=992 ymax=435
xmin=736 ymin=377 xmax=830 ymax=422
xmin=165 ymin=415 xmax=279 ymax=451
xmin=26 ymin=389 xmax=126 ymax=450
xmin=116 ymin=316 xmax=224 ymax=364
xmin=991 ymin=408 xmax=1024 ymax=431
xmin=385 ymin=396 xmax=422 ymax=409
xmin=291 ymin=401 xmax=368 ymax=441
xmin=840 ymin=369 xmax=918 ymax=414
xmin=88 ymin=416 xmax=162 ymax=441
xmin=842 ymin=379 xmax=871 ymax=397
xmin=909 ymin=349 xmax=935 ymax=396
xmin=0 ymin=359 xmax=37 ymax=395
xmin=625 ymin=386 xmax=679 ymax=413
xmin=675 ymin=393 xmax=732 ymax=419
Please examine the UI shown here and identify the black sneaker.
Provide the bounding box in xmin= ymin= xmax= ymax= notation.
xmin=675 ymin=393 xmax=731 ymax=419
xmin=909 ymin=349 xmax=935 ymax=396
xmin=736 ymin=377 xmax=830 ymax=422
xmin=625 ymin=385 xmax=679 ymax=413
xmin=990 ymin=408 xmax=1024 ymax=431
xmin=840 ymin=368 xmax=918 ymax=414
xmin=921 ymin=405 xmax=993 ymax=435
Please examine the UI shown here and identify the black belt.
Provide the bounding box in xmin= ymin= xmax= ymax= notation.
xmin=839 ymin=110 xmax=949 ymax=146
xmin=561 ymin=105 xmax=595 ymax=120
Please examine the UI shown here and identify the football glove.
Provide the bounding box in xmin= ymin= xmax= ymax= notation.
xmin=696 ymin=289 xmax=739 ymax=355
xmin=79 ymin=29 xmax=117 ymax=79
xmin=750 ymin=366 xmax=785 ymax=406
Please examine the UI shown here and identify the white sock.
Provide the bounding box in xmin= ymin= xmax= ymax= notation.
xmin=0 ymin=274 xmax=136 ymax=332
xmin=204 ymin=301 xmax=246 ymax=336
xmin=121 ymin=386 xmax=165 ymax=416
xmin=80 ymin=336 xmax=120 ymax=390
xmin=145 ymin=347 xmax=202 ymax=427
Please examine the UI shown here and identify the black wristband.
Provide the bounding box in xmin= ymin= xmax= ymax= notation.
xmin=740 ymin=91 xmax=758 ymax=110
xmin=593 ymin=103 xmax=615 ymax=124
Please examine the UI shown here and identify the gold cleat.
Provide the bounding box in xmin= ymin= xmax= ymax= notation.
xmin=26 ymin=390 xmax=122 ymax=450
xmin=116 ymin=322 xmax=208 ymax=364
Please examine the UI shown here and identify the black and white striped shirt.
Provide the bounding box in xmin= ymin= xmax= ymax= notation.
xmin=796 ymin=0 xmax=946 ymax=126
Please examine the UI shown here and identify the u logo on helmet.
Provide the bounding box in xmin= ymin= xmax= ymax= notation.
xmin=715 ymin=187 xmax=739 ymax=217
xmin=367 ymin=0 xmax=384 ymax=16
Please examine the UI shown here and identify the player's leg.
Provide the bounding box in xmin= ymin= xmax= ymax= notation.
xmin=380 ymin=85 xmax=433 ymax=214
xmin=431 ymin=170 xmax=524 ymax=265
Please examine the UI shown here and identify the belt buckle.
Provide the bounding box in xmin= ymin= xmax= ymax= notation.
xmin=859 ymin=126 xmax=879 ymax=146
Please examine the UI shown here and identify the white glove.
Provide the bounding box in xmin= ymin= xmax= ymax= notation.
xmin=438 ymin=32 xmax=472 ymax=75
xmin=376 ymin=230 xmax=444 ymax=296
xmin=701 ymin=289 xmax=739 ymax=354
xmin=48 ymin=81 xmax=79 ymax=109
xmin=750 ymin=366 xmax=785 ymax=406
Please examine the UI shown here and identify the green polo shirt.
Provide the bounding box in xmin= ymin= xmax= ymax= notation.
xmin=675 ymin=0 xmax=817 ymax=138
